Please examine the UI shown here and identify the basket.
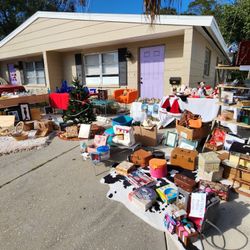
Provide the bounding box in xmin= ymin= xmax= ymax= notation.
xmin=12 ymin=121 xmax=28 ymax=141
xmin=112 ymin=115 xmax=133 ymax=126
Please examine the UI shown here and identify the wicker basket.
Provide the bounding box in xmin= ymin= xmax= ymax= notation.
xmin=12 ymin=122 xmax=28 ymax=141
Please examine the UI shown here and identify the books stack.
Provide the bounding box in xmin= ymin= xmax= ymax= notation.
xmin=126 ymin=169 xmax=155 ymax=188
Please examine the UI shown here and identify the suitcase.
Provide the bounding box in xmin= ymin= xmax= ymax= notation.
xmin=130 ymin=149 xmax=153 ymax=167
xmin=171 ymin=147 xmax=198 ymax=171
xmin=174 ymin=174 xmax=196 ymax=192
xmin=199 ymin=180 xmax=229 ymax=201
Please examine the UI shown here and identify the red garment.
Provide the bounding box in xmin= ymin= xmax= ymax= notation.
xmin=161 ymin=98 xmax=170 ymax=109
xmin=49 ymin=93 xmax=69 ymax=110
xmin=170 ymin=99 xmax=181 ymax=114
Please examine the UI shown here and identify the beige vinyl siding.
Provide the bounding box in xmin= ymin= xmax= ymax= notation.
xmin=0 ymin=62 xmax=9 ymax=82
xmin=189 ymin=28 xmax=223 ymax=87
xmin=44 ymin=51 xmax=63 ymax=92
xmin=61 ymin=34 xmax=185 ymax=96
xmin=0 ymin=17 xmax=186 ymax=60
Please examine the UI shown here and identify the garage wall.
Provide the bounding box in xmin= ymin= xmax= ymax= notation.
xmin=189 ymin=28 xmax=225 ymax=87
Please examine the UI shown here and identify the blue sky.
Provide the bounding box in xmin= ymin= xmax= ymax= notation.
xmin=82 ymin=0 xmax=233 ymax=14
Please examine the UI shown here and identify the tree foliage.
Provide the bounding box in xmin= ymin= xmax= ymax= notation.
xmin=185 ymin=0 xmax=250 ymax=44
xmin=185 ymin=0 xmax=223 ymax=26
xmin=219 ymin=0 xmax=250 ymax=43
xmin=0 ymin=0 xmax=88 ymax=39
xmin=159 ymin=7 xmax=177 ymax=15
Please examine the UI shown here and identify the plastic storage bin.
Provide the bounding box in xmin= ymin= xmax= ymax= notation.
xmin=97 ymin=145 xmax=110 ymax=161
xmin=112 ymin=115 xmax=133 ymax=126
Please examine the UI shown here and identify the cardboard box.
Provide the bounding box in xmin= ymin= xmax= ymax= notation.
xmin=197 ymin=167 xmax=223 ymax=182
xmin=176 ymin=121 xmax=210 ymax=140
xmin=133 ymin=125 xmax=157 ymax=146
xmin=30 ymin=108 xmax=41 ymax=120
xmin=198 ymin=152 xmax=221 ymax=172
xmin=0 ymin=115 xmax=15 ymax=128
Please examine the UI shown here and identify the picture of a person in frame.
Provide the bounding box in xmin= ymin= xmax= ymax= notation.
xmin=20 ymin=104 xmax=31 ymax=121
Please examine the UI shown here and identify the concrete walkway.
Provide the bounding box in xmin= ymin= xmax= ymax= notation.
xmin=0 ymin=137 xmax=249 ymax=250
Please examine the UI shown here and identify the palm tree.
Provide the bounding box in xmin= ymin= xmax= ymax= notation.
xmin=143 ymin=1 xmax=182 ymax=22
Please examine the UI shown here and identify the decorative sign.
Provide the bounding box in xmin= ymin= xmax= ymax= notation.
xmin=8 ymin=64 xmax=18 ymax=85
xmin=189 ymin=193 xmax=206 ymax=219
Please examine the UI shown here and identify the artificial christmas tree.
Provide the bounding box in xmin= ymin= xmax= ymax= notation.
xmin=63 ymin=78 xmax=96 ymax=124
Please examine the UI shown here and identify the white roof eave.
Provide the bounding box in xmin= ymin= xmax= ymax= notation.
xmin=0 ymin=11 xmax=228 ymax=58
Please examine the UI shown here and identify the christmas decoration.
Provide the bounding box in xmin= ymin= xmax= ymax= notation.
xmin=63 ymin=78 xmax=96 ymax=124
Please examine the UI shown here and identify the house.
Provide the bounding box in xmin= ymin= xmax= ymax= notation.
xmin=0 ymin=11 xmax=229 ymax=98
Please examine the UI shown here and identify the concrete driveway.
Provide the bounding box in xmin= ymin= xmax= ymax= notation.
xmin=0 ymin=137 xmax=249 ymax=250
xmin=0 ymin=138 xmax=166 ymax=250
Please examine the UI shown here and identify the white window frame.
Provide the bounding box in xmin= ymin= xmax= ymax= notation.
xmin=24 ymin=60 xmax=46 ymax=85
xmin=203 ymin=47 xmax=211 ymax=76
xmin=84 ymin=51 xmax=119 ymax=86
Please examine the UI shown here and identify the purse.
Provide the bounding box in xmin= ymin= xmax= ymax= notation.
xmin=188 ymin=117 xmax=202 ymax=128
xmin=179 ymin=110 xmax=202 ymax=128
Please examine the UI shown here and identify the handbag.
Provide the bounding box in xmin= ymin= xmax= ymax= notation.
xmin=188 ymin=117 xmax=202 ymax=128
xmin=179 ymin=110 xmax=202 ymax=128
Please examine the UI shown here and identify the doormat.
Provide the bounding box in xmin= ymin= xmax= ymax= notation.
xmin=0 ymin=135 xmax=52 ymax=156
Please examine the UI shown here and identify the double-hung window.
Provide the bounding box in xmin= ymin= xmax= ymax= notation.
xmin=84 ymin=51 xmax=119 ymax=85
xmin=203 ymin=48 xmax=211 ymax=76
xmin=24 ymin=61 xmax=45 ymax=85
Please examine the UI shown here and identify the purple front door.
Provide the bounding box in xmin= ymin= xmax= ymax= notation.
xmin=140 ymin=45 xmax=165 ymax=99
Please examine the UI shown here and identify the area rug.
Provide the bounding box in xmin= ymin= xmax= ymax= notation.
xmin=101 ymin=166 xmax=199 ymax=250
xmin=101 ymin=166 xmax=196 ymax=230
xmin=0 ymin=132 xmax=52 ymax=156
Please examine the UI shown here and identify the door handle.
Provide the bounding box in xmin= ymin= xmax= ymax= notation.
xmin=140 ymin=77 xmax=143 ymax=84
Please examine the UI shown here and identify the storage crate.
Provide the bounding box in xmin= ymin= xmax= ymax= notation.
xmin=198 ymin=152 xmax=221 ymax=172
xmin=112 ymin=115 xmax=133 ymax=126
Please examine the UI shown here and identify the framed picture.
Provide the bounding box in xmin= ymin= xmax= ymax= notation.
xmin=163 ymin=131 xmax=178 ymax=147
xmin=177 ymin=187 xmax=190 ymax=211
xmin=7 ymin=110 xmax=20 ymax=123
xmin=179 ymin=138 xmax=198 ymax=150
xmin=19 ymin=103 xmax=31 ymax=121
xmin=78 ymin=124 xmax=91 ymax=139
xmin=221 ymin=91 xmax=234 ymax=104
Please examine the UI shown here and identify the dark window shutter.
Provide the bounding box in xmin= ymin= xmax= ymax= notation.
xmin=75 ymin=54 xmax=85 ymax=84
xmin=118 ymin=48 xmax=127 ymax=86
xmin=18 ymin=61 xmax=23 ymax=70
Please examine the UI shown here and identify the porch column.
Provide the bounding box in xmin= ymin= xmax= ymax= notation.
xmin=183 ymin=27 xmax=193 ymax=86
xmin=43 ymin=51 xmax=63 ymax=92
